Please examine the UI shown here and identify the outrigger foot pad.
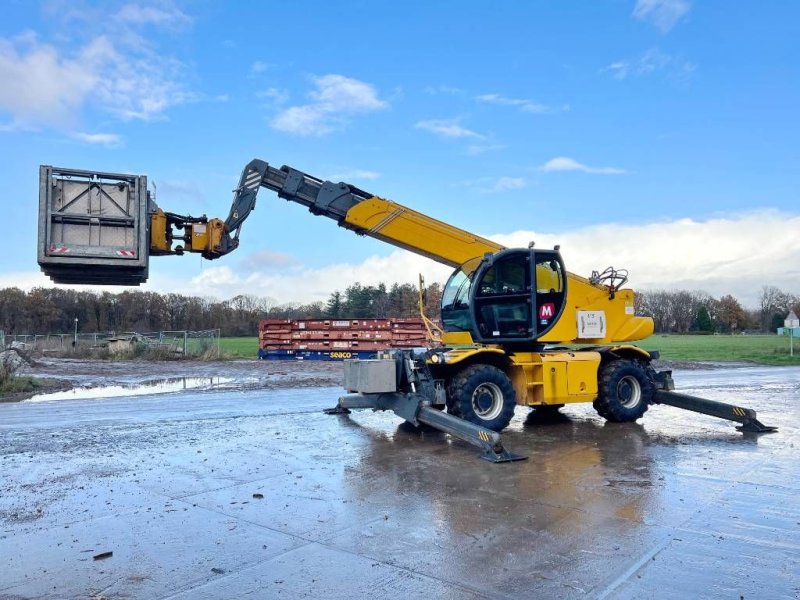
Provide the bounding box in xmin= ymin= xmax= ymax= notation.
xmin=736 ymin=419 xmax=778 ymax=434
xmin=481 ymin=446 xmax=528 ymax=463
xmin=323 ymin=406 xmax=351 ymax=415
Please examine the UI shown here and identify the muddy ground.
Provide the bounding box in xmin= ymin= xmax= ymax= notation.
xmin=0 ymin=358 xmax=344 ymax=403
xmin=1 ymin=359 xmax=798 ymax=599
xmin=21 ymin=357 xmax=344 ymax=389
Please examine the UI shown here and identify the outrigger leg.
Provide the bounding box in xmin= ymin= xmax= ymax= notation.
xmin=326 ymin=393 xmax=527 ymax=463
xmin=652 ymin=390 xmax=777 ymax=433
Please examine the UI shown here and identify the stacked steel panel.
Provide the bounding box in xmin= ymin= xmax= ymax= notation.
xmin=258 ymin=318 xmax=432 ymax=360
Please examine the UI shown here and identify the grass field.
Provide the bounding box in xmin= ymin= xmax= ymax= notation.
xmin=221 ymin=334 xmax=800 ymax=365
xmin=219 ymin=337 xmax=259 ymax=358
xmin=639 ymin=334 xmax=800 ymax=366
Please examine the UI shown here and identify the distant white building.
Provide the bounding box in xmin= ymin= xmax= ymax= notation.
xmin=777 ymin=310 xmax=800 ymax=336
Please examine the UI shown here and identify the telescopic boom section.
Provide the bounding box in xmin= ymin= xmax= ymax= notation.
xmin=230 ymin=159 xmax=504 ymax=268
xmin=228 ymin=158 xmax=653 ymax=344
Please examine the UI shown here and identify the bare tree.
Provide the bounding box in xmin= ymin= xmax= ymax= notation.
xmin=758 ymin=286 xmax=797 ymax=331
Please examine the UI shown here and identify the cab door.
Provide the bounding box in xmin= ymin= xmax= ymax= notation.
xmin=471 ymin=249 xmax=566 ymax=343
xmin=532 ymin=250 xmax=567 ymax=338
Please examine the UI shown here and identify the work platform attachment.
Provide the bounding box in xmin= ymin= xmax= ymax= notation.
xmin=324 ymin=351 xmax=526 ymax=463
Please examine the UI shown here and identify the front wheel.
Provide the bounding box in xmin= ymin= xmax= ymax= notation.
xmin=593 ymin=359 xmax=653 ymax=422
xmin=448 ymin=364 xmax=517 ymax=432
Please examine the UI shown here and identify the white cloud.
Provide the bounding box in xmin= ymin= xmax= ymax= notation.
xmin=250 ymin=61 xmax=271 ymax=75
xmin=12 ymin=212 xmax=800 ymax=309
xmin=476 ymin=93 xmax=567 ymax=114
xmin=0 ymin=31 xmax=195 ymax=128
xmin=491 ymin=177 xmax=527 ymax=192
xmin=270 ymin=74 xmax=387 ymax=136
xmin=71 ymin=131 xmax=123 ymax=147
xmin=462 ymin=176 xmax=527 ymax=193
xmin=633 ymin=0 xmax=691 ymax=33
xmin=540 ymin=157 xmax=627 ymax=175
xmin=116 ymin=4 xmax=193 ymax=28
xmin=256 ymin=87 xmax=289 ymax=105
xmin=635 ymin=48 xmax=672 ymax=75
xmin=184 ymin=253 xmax=454 ymax=305
xmin=271 ymin=105 xmax=325 ymax=136
xmin=603 ymin=48 xmax=673 ymax=80
xmin=603 ymin=48 xmax=696 ymax=83
xmin=466 ymin=143 xmax=506 ymax=156
xmin=415 ymin=118 xmax=484 ymax=139
xmin=604 ymin=62 xmax=630 ymax=80
xmin=492 ymin=210 xmax=800 ymax=307
xmin=327 ymin=169 xmax=381 ymax=182
xmin=0 ymin=271 xmax=55 ymax=290
xmin=424 ymin=85 xmax=464 ymax=95
xmin=309 ymin=75 xmax=386 ymax=110
xmin=0 ymin=34 xmax=97 ymax=127
xmin=82 ymin=37 xmax=194 ymax=121
xmin=241 ymin=250 xmax=298 ymax=271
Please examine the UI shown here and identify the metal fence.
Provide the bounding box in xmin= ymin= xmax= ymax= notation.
xmin=136 ymin=330 xmax=222 ymax=356
xmin=1 ymin=329 xmax=221 ymax=357
xmin=2 ymin=332 xmax=115 ymax=351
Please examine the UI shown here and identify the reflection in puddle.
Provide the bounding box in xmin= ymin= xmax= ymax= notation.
xmin=27 ymin=377 xmax=234 ymax=402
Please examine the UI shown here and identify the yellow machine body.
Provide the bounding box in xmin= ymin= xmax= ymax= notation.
xmin=432 ymin=344 xmax=653 ymax=408
xmin=336 ymin=194 xmax=654 ymax=410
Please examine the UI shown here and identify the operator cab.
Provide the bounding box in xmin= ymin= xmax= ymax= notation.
xmin=441 ymin=248 xmax=567 ymax=343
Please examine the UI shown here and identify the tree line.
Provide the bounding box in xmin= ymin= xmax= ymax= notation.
xmin=0 ymin=283 xmax=795 ymax=337
xmin=637 ymin=286 xmax=799 ymax=333
xmin=0 ymin=282 xmax=442 ymax=337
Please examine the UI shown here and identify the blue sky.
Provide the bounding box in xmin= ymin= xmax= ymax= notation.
xmin=1 ymin=0 xmax=798 ymax=306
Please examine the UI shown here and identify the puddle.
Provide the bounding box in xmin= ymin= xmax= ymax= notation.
xmin=26 ymin=377 xmax=234 ymax=402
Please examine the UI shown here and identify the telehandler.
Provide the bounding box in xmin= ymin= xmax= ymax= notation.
xmin=38 ymin=159 xmax=776 ymax=461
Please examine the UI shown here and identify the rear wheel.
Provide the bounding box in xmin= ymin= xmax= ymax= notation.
xmin=448 ymin=364 xmax=517 ymax=432
xmin=594 ymin=359 xmax=653 ymax=422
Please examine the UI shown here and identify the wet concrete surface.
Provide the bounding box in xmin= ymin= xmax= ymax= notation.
xmin=1 ymin=361 xmax=799 ymax=599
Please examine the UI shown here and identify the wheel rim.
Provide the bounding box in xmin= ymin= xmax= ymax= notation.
xmin=471 ymin=382 xmax=504 ymax=420
xmin=617 ymin=375 xmax=642 ymax=409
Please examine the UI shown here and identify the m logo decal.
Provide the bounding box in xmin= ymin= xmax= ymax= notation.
xmin=539 ymin=303 xmax=555 ymax=320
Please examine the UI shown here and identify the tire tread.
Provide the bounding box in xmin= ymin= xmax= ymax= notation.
xmin=448 ymin=364 xmax=516 ymax=432
xmin=594 ymin=359 xmax=653 ymax=422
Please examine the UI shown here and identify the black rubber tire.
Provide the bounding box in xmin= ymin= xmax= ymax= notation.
xmin=445 ymin=395 xmax=461 ymax=417
xmin=593 ymin=359 xmax=653 ymax=422
xmin=448 ymin=364 xmax=517 ymax=432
